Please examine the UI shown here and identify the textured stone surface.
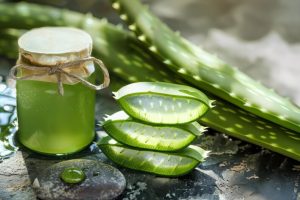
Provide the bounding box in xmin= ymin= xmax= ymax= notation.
xmin=0 ymin=152 xmax=36 ymax=200
xmin=33 ymin=159 xmax=126 ymax=200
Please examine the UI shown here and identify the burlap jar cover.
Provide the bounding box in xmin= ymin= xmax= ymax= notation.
xmin=9 ymin=27 xmax=110 ymax=95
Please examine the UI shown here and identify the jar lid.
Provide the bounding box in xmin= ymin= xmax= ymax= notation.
xmin=18 ymin=27 xmax=93 ymax=65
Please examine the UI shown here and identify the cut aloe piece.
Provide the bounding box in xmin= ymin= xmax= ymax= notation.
xmin=114 ymin=82 xmax=213 ymax=124
xmin=102 ymin=111 xmax=206 ymax=151
xmin=98 ymin=136 xmax=208 ymax=177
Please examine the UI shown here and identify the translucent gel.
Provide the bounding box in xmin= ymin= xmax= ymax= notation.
xmin=16 ymin=74 xmax=95 ymax=155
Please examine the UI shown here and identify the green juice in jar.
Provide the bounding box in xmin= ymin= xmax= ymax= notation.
xmin=17 ymin=74 xmax=96 ymax=155
xmin=14 ymin=27 xmax=109 ymax=155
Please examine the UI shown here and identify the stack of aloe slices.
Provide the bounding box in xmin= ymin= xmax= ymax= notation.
xmin=98 ymin=82 xmax=211 ymax=176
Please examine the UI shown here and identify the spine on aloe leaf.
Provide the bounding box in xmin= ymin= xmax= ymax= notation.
xmin=0 ymin=4 xmax=300 ymax=161
xmin=110 ymin=0 xmax=300 ymax=133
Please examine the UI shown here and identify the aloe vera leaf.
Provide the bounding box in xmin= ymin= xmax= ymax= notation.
xmin=201 ymin=100 xmax=300 ymax=160
xmin=0 ymin=3 xmax=87 ymax=29
xmin=102 ymin=111 xmax=205 ymax=151
xmin=0 ymin=10 xmax=300 ymax=161
xmin=114 ymin=82 xmax=212 ymax=124
xmin=0 ymin=39 xmax=16 ymax=59
xmin=0 ymin=29 xmax=21 ymax=59
xmin=111 ymin=0 xmax=300 ymax=133
xmin=98 ymin=135 xmax=208 ymax=176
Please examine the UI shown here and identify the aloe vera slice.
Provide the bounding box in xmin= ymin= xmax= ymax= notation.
xmin=98 ymin=136 xmax=208 ymax=176
xmin=114 ymin=82 xmax=213 ymax=124
xmin=102 ymin=111 xmax=205 ymax=151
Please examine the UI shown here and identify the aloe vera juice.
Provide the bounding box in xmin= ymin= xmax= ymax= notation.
xmin=16 ymin=74 xmax=96 ymax=155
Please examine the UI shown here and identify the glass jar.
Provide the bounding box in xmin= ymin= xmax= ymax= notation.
xmin=12 ymin=27 xmax=109 ymax=155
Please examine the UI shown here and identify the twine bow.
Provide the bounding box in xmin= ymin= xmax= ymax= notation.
xmin=9 ymin=57 xmax=110 ymax=95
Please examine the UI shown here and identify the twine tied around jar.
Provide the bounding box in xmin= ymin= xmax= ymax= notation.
xmin=9 ymin=56 xmax=110 ymax=95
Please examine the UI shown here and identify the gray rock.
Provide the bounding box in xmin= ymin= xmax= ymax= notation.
xmin=0 ymin=152 xmax=36 ymax=200
xmin=32 ymin=159 xmax=126 ymax=200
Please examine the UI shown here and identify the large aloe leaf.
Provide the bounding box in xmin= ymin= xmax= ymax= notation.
xmin=98 ymin=135 xmax=208 ymax=176
xmin=114 ymin=82 xmax=212 ymax=124
xmin=102 ymin=111 xmax=205 ymax=151
xmin=111 ymin=0 xmax=300 ymax=133
xmin=0 ymin=3 xmax=299 ymax=161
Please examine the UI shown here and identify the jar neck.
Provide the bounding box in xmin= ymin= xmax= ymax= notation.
xmin=17 ymin=51 xmax=95 ymax=85
xmin=19 ymin=46 xmax=92 ymax=66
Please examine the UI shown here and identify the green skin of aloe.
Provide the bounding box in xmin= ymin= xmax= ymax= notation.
xmin=16 ymin=74 xmax=96 ymax=155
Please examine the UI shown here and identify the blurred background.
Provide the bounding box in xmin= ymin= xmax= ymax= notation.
xmin=2 ymin=0 xmax=299 ymax=104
